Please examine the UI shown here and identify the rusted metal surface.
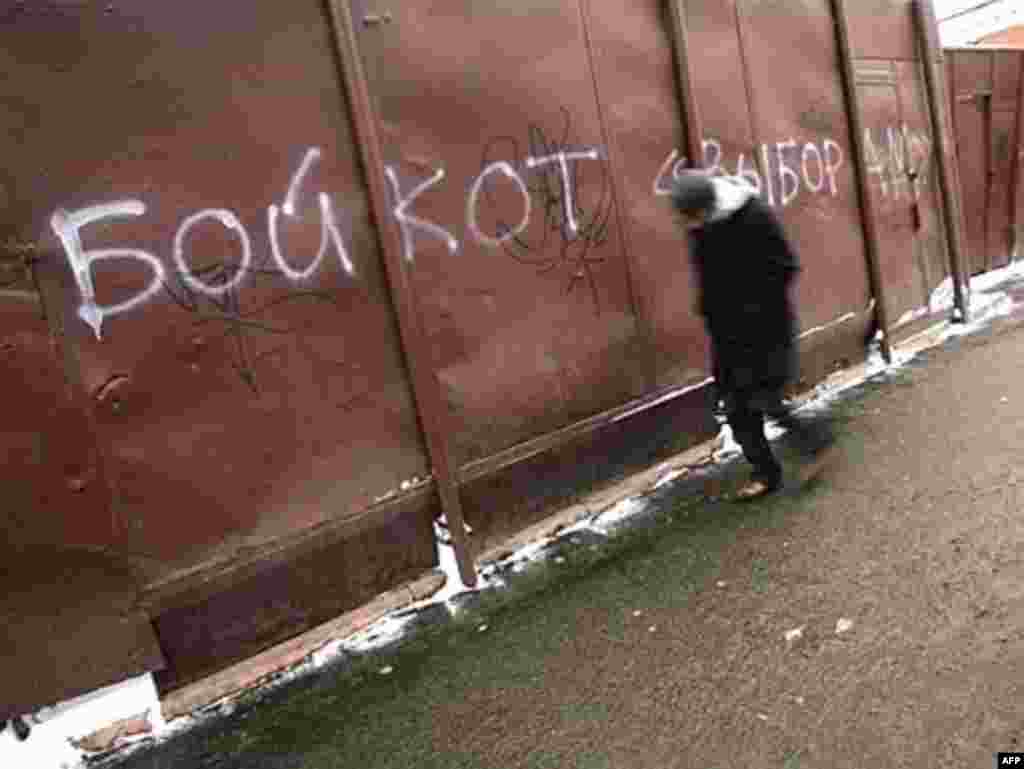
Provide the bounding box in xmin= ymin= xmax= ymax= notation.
xmin=323 ymin=0 xmax=475 ymax=587
xmin=832 ymin=1 xmax=894 ymax=361
xmin=915 ymin=0 xmax=970 ymax=322
xmin=1015 ymin=55 xmax=1024 ymax=259
xmin=951 ymin=50 xmax=995 ymax=273
xmin=152 ymin=491 xmax=435 ymax=692
xmin=2 ymin=0 xmax=437 ymax=707
xmin=0 ymin=0 xmax=961 ymax=710
xmin=0 ymin=283 xmax=118 ymax=550
xmin=948 ymin=47 xmax=1024 ymax=273
xmin=839 ymin=0 xmax=955 ymax=333
xmin=348 ymin=0 xmax=650 ymax=473
xmin=10 ymin=0 xmax=434 ymax=575
xmin=581 ymin=0 xmax=708 ymax=393
xmin=666 ymin=1 xmax=706 ymax=171
xmin=986 ymin=51 xmax=1021 ymax=269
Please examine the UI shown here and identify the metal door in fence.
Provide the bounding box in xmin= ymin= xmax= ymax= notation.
xmin=949 ymin=49 xmax=1024 ymax=274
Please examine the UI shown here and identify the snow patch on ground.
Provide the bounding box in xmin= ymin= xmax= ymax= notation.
xmin=652 ymin=467 xmax=689 ymax=490
xmin=590 ymin=496 xmax=649 ymax=529
xmin=0 ymin=676 xmax=163 ymax=769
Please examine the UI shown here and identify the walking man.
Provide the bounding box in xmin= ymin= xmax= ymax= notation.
xmin=670 ymin=172 xmax=832 ymax=500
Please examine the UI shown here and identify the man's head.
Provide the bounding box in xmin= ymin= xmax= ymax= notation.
xmin=670 ymin=173 xmax=716 ymax=230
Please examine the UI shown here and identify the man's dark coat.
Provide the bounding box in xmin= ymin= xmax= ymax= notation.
xmin=688 ymin=195 xmax=801 ymax=402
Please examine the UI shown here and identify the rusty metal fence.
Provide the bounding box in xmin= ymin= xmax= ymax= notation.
xmin=947 ymin=47 xmax=1024 ymax=275
xmin=0 ymin=0 xmax=964 ymax=714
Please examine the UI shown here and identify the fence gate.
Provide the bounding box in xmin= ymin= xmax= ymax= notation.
xmin=949 ymin=49 xmax=1024 ymax=274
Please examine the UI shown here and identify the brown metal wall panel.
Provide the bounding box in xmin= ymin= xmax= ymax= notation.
xmin=954 ymin=95 xmax=991 ymax=273
xmin=0 ymin=296 xmax=119 ymax=550
xmin=856 ymin=80 xmax=922 ymax=320
xmin=739 ymin=0 xmax=873 ymax=337
xmin=845 ymin=0 xmax=915 ymax=61
xmin=4 ymin=0 xmax=433 ymax=586
xmin=988 ymin=108 xmax=1017 ymax=267
xmin=895 ymin=59 xmax=953 ymax=304
xmin=993 ymin=50 xmax=1022 ymax=110
xmin=352 ymin=1 xmax=649 ymax=468
xmin=1015 ymin=55 xmax=1024 ymax=257
xmin=153 ymin=494 xmax=437 ymax=692
xmin=581 ymin=0 xmax=710 ymax=391
xmin=953 ymin=50 xmax=995 ymax=99
xmin=683 ymin=0 xmax=758 ymax=174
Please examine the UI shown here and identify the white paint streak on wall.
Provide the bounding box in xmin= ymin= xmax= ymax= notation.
xmin=50 ymin=201 xmax=167 ymax=340
xmin=861 ymin=124 xmax=932 ymax=199
xmin=760 ymin=144 xmax=776 ymax=206
xmin=776 ymin=139 xmax=801 ymax=207
xmin=736 ymin=152 xmax=763 ymax=196
xmin=524 ymin=149 xmax=600 ymax=236
xmin=702 ymin=139 xmax=723 ymax=176
xmin=466 ymin=161 xmax=532 ymax=246
xmin=268 ymin=147 xmax=355 ymax=279
xmin=173 ymin=209 xmax=252 ymax=296
xmin=384 ymin=166 xmax=459 ymax=263
xmin=822 ymin=139 xmax=844 ymax=197
xmin=652 ymin=148 xmax=682 ymax=197
xmin=801 ymin=142 xmax=825 ymax=193
xmin=282 ymin=148 xmax=320 ymax=217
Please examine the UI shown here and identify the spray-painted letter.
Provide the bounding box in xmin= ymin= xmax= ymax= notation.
xmin=823 ymin=139 xmax=844 ymax=197
xmin=735 ymin=152 xmax=762 ymax=196
xmin=702 ymin=139 xmax=723 ymax=176
xmin=173 ymin=209 xmax=252 ymax=296
xmin=776 ymin=140 xmax=801 ymax=207
xmin=801 ymin=142 xmax=826 ymax=193
xmin=653 ymin=148 xmax=682 ymax=196
xmin=525 ymin=148 xmax=601 ymax=236
xmin=50 ymin=201 xmax=167 ymax=340
xmin=384 ymin=166 xmax=459 ymax=263
xmin=268 ymin=147 xmax=355 ymax=280
xmin=467 ymin=161 xmax=532 ymax=246
xmin=888 ymin=125 xmax=908 ymax=200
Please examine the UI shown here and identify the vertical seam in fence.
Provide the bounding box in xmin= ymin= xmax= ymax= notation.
xmin=985 ymin=53 xmax=996 ymax=272
xmin=829 ymin=0 xmax=894 ymax=362
xmin=1011 ymin=52 xmax=1024 ymax=260
xmin=30 ymin=257 xmax=127 ymax=549
xmin=575 ymin=0 xmax=659 ymax=392
xmin=734 ymin=2 xmax=772 ymax=200
xmin=321 ymin=0 xmax=477 ymax=587
xmin=666 ymin=1 xmax=705 ymax=170
xmin=914 ymin=0 xmax=970 ymax=321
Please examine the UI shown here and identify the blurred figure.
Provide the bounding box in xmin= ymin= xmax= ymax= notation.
xmin=671 ymin=173 xmax=833 ymax=499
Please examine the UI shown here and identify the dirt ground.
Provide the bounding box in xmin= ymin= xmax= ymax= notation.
xmin=107 ymin=308 xmax=1024 ymax=769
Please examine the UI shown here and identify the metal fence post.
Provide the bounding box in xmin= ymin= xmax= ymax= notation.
xmin=322 ymin=0 xmax=477 ymax=587
xmin=829 ymin=0 xmax=895 ymax=363
xmin=667 ymin=1 xmax=706 ymax=170
xmin=914 ymin=0 xmax=971 ymax=323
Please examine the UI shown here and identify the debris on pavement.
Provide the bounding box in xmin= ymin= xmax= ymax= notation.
xmin=784 ymin=627 xmax=805 ymax=643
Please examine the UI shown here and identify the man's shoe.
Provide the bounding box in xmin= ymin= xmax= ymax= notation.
xmin=734 ymin=477 xmax=781 ymax=501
